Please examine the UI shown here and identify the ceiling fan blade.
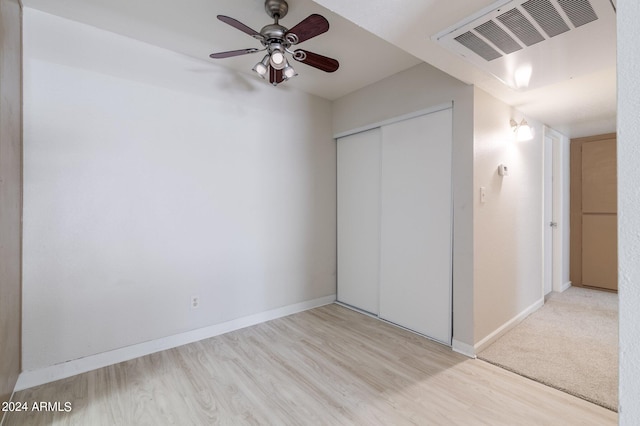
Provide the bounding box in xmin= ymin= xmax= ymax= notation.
xmin=209 ymin=48 xmax=260 ymax=59
xmin=217 ymin=15 xmax=264 ymax=40
xmin=285 ymin=14 xmax=329 ymax=44
xmin=269 ymin=67 xmax=284 ymax=85
xmin=293 ymin=49 xmax=339 ymax=73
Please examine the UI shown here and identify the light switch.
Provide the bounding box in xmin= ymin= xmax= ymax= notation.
xmin=480 ymin=186 xmax=486 ymax=204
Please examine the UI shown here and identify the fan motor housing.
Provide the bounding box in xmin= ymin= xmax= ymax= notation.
xmin=261 ymin=23 xmax=287 ymax=42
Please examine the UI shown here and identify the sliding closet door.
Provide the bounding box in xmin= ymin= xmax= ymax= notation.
xmin=337 ymin=128 xmax=381 ymax=314
xmin=379 ymin=108 xmax=452 ymax=344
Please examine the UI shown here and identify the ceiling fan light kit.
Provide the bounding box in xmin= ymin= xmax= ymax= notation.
xmin=252 ymin=54 xmax=270 ymax=78
xmin=209 ymin=0 xmax=339 ymax=86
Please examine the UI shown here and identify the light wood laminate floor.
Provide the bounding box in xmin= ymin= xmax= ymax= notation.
xmin=4 ymin=304 xmax=616 ymax=425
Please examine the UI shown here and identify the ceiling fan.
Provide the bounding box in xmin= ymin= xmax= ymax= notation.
xmin=209 ymin=0 xmax=340 ymax=86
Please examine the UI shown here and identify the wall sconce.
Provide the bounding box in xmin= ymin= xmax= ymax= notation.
xmin=510 ymin=118 xmax=534 ymax=141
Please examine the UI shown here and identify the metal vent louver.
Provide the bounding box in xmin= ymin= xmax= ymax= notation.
xmin=454 ymin=31 xmax=503 ymax=61
xmin=433 ymin=0 xmax=615 ymax=91
xmin=475 ymin=20 xmax=522 ymax=54
xmin=522 ymin=0 xmax=570 ymax=37
xmin=497 ymin=8 xmax=545 ymax=47
xmin=557 ymin=0 xmax=598 ymax=27
xmin=438 ymin=0 xmax=600 ymax=62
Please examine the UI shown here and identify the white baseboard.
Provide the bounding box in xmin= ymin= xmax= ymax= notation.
xmin=15 ymin=294 xmax=336 ymax=391
xmin=560 ymin=281 xmax=572 ymax=292
xmin=452 ymin=339 xmax=476 ymax=358
xmin=473 ymin=297 xmax=544 ymax=354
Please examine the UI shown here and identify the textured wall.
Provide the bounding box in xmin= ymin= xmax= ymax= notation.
xmin=472 ymin=88 xmax=543 ymax=345
xmin=618 ymin=0 xmax=640 ymax=421
xmin=22 ymin=9 xmax=336 ymax=370
xmin=0 ymin=0 xmax=22 ymax=406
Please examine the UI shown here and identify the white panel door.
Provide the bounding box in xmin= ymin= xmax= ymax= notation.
xmin=544 ymin=135 xmax=553 ymax=296
xmin=337 ymin=128 xmax=381 ymax=314
xmin=379 ymin=108 xmax=452 ymax=344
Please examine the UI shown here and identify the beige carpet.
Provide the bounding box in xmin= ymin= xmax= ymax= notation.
xmin=478 ymin=286 xmax=618 ymax=411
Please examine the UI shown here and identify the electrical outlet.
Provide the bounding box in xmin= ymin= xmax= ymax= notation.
xmin=190 ymin=296 xmax=200 ymax=310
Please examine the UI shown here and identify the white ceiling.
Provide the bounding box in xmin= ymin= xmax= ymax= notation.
xmin=21 ymin=0 xmax=422 ymax=101
xmin=23 ymin=0 xmax=616 ymax=138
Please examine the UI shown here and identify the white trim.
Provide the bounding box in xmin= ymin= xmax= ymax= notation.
xmin=333 ymin=102 xmax=453 ymax=139
xmin=542 ymin=133 xmax=553 ymax=297
xmin=542 ymin=125 xmax=566 ymax=141
xmin=431 ymin=0 xmax=513 ymax=41
xmin=452 ymin=339 xmax=476 ymax=358
xmin=543 ymin=126 xmax=570 ymax=294
xmin=474 ymin=298 xmax=544 ymax=353
xmin=560 ymin=281 xmax=572 ymax=293
xmin=15 ymin=295 xmax=336 ymax=391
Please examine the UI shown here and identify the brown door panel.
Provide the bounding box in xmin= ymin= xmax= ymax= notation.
xmin=570 ymin=133 xmax=617 ymax=291
xmin=582 ymin=214 xmax=617 ymax=290
xmin=582 ymin=138 xmax=617 ymax=214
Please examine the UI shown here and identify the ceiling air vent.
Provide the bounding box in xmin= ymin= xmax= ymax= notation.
xmin=433 ymin=0 xmax=615 ymax=90
xmin=496 ymin=8 xmax=545 ymax=47
xmin=521 ymin=0 xmax=570 ymax=38
xmin=454 ymin=31 xmax=503 ymax=61
xmin=474 ymin=20 xmax=522 ymax=54
xmin=557 ymin=0 xmax=598 ymax=27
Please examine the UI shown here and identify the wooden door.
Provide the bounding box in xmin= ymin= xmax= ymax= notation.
xmin=570 ymin=133 xmax=617 ymax=291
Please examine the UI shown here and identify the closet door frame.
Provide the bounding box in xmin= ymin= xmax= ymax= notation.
xmin=334 ymin=103 xmax=454 ymax=140
xmin=335 ymin=102 xmax=454 ymax=344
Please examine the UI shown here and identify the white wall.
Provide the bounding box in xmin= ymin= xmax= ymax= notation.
xmin=473 ymin=88 xmax=543 ymax=346
xmin=618 ymin=0 xmax=640 ymax=422
xmin=332 ymin=63 xmax=475 ymax=350
xmin=22 ymin=9 xmax=336 ymax=371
